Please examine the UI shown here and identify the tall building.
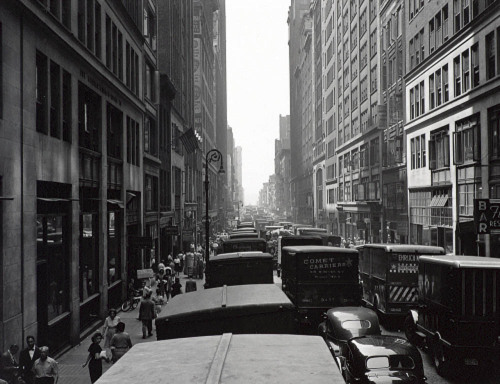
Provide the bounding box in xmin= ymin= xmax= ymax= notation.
xmin=322 ymin=0 xmax=339 ymax=235
xmin=193 ymin=0 xmax=227 ymax=235
xmin=405 ymin=0 xmax=500 ymax=256
xmin=380 ymin=0 xmax=407 ymax=244
xmin=275 ymin=115 xmax=292 ymax=219
xmin=157 ymin=0 xmax=197 ymax=254
xmin=311 ymin=0 xmax=326 ymax=229
xmin=234 ymin=145 xmax=244 ymax=203
xmin=0 ymin=0 xmax=158 ymax=352
xmin=331 ymin=0 xmax=383 ymax=243
xmin=288 ymin=0 xmax=314 ymax=225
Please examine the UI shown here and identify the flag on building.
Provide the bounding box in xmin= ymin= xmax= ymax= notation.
xmin=179 ymin=128 xmax=200 ymax=153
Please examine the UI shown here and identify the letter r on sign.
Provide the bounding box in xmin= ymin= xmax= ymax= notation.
xmin=478 ymin=223 xmax=488 ymax=234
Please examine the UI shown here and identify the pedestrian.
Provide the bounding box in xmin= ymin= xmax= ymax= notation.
xmin=82 ymin=332 xmax=107 ymax=383
xmin=164 ymin=267 xmax=173 ymax=302
xmin=0 ymin=344 xmax=19 ymax=384
xmin=138 ymin=290 xmax=156 ymax=339
xmin=32 ymin=346 xmax=58 ymax=384
xmin=171 ymin=277 xmax=183 ymax=298
xmin=173 ymin=255 xmax=181 ymax=276
xmin=102 ymin=309 xmax=120 ymax=349
xmin=180 ymin=252 xmax=185 ymax=274
xmin=109 ymin=322 xmax=132 ymax=363
xmin=19 ymin=336 xmax=41 ymax=384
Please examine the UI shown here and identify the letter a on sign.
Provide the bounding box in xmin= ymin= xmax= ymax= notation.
xmin=474 ymin=199 xmax=490 ymax=234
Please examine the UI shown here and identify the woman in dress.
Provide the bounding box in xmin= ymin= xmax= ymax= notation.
xmin=82 ymin=332 xmax=107 ymax=383
xmin=109 ymin=322 xmax=132 ymax=362
xmin=102 ymin=309 xmax=120 ymax=348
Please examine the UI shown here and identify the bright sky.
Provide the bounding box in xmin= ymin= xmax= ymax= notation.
xmin=226 ymin=1 xmax=290 ymax=205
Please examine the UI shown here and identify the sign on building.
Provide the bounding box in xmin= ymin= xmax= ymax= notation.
xmin=474 ymin=199 xmax=500 ymax=234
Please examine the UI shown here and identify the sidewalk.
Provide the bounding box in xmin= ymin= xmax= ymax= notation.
xmin=57 ymin=273 xmax=205 ymax=384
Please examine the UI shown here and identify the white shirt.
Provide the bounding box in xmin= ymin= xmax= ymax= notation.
xmin=29 ymin=349 xmax=35 ymax=359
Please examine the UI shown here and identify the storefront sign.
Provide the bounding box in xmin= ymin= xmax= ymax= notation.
xmin=474 ymin=199 xmax=500 ymax=234
xmin=137 ymin=269 xmax=154 ymax=280
xmin=164 ymin=225 xmax=179 ymax=235
xmin=129 ymin=236 xmax=153 ymax=248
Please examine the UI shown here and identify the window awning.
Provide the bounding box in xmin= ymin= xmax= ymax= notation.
xmin=108 ymin=199 xmax=124 ymax=208
xmin=37 ymin=197 xmax=77 ymax=202
xmin=0 ymin=196 xmax=14 ymax=201
xmin=430 ymin=195 xmax=448 ymax=207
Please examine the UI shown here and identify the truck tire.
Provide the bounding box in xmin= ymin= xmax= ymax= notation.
xmin=432 ymin=338 xmax=450 ymax=377
xmin=404 ymin=315 xmax=419 ymax=347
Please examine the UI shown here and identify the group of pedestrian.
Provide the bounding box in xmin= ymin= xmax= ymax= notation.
xmin=0 ymin=337 xmax=58 ymax=384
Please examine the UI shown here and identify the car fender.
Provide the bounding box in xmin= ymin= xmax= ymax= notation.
xmin=409 ymin=309 xmax=419 ymax=324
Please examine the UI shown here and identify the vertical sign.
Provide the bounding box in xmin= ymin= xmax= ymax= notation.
xmin=474 ymin=199 xmax=500 ymax=234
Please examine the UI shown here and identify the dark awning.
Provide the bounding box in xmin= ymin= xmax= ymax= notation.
xmin=37 ymin=197 xmax=77 ymax=202
xmin=108 ymin=199 xmax=124 ymax=208
xmin=0 ymin=196 xmax=14 ymax=201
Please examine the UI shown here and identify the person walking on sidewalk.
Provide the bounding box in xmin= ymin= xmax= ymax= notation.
xmin=82 ymin=332 xmax=107 ymax=384
xmin=171 ymin=277 xmax=183 ymax=298
xmin=102 ymin=309 xmax=120 ymax=349
xmin=109 ymin=322 xmax=132 ymax=363
xmin=32 ymin=346 xmax=58 ymax=384
xmin=138 ymin=290 xmax=156 ymax=339
xmin=19 ymin=336 xmax=41 ymax=384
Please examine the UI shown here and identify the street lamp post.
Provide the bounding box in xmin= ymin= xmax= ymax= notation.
xmin=204 ymin=149 xmax=224 ymax=283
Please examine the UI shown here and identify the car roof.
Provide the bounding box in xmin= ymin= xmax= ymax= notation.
xmin=222 ymin=238 xmax=266 ymax=244
xmin=360 ymin=244 xmax=445 ymax=254
xmin=210 ymin=252 xmax=272 ymax=261
xmin=327 ymin=306 xmax=379 ymax=324
xmin=157 ymin=284 xmax=293 ymax=318
xmin=282 ymin=245 xmax=358 ymax=254
xmin=96 ymin=334 xmax=343 ymax=384
xmin=420 ymin=255 xmax=500 ymax=268
xmin=348 ymin=335 xmax=417 ymax=357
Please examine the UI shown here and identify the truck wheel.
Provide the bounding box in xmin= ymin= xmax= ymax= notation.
xmin=404 ymin=315 xmax=419 ymax=347
xmin=432 ymin=339 xmax=450 ymax=377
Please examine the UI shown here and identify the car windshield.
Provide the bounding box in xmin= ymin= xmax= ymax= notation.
xmin=366 ymin=356 xmax=389 ymax=369
xmin=389 ymin=355 xmax=415 ymax=369
xmin=366 ymin=355 xmax=415 ymax=370
xmin=341 ymin=320 xmax=371 ymax=330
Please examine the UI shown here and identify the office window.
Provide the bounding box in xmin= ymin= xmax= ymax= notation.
xmin=107 ymin=103 xmax=123 ymax=159
xmin=370 ymin=138 xmax=379 ymax=166
xmin=105 ymin=15 xmax=111 ymax=68
xmin=443 ymin=5 xmax=449 ymax=41
xmin=429 ymin=19 xmax=435 ymax=54
xmin=436 ymin=69 xmax=442 ymax=106
xmin=454 ymin=56 xmax=461 ymax=97
xmin=435 ymin=11 xmax=442 ymax=50
xmin=471 ymin=43 xmax=479 ymax=87
xmin=410 ymin=88 xmax=415 ymax=119
xmin=443 ymin=64 xmax=449 ymax=102
xmin=370 ymin=29 xmax=377 ymax=57
xmin=420 ymin=28 xmax=425 ymax=62
xmin=454 ymin=0 xmax=461 ymax=32
xmin=420 ymin=81 xmax=425 ymax=115
xmin=429 ymin=129 xmax=450 ymax=170
xmin=463 ymin=0 xmax=470 ymax=25
xmin=0 ymin=23 xmax=2 ymax=118
xmin=415 ymin=85 xmax=420 ymax=117
xmin=429 ymin=74 xmax=435 ymax=109
xmin=411 ymin=134 xmax=426 ymax=169
xmin=145 ymin=175 xmax=158 ymax=212
xmin=490 ymin=107 xmax=500 ymax=159
xmin=462 ymin=50 xmax=470 ymax=93
xmin=36 ymin=51 xmax=48 ymax=134
xmin=94 ymin=2 xmax=101 ymax=59
xmin=127 ymin=116 xmax=140 ymax=166
xmin=78 ymin=84 xmax=101 ymax=152
xmin=62 ymin=71 xmax=71 ymax=143
xmin=486 ymin=32 xmax=496 ymax=80
xmin=454 ymin=114 xmax=480 ymax=164
xmin=49 ymin=61 xmax=61 ymax=139
xmin=370 ymin=65 xmax=377 ymax=93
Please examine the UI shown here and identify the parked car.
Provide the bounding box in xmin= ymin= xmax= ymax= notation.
xmin=340 ymin=335 xmax=426 ymax=383
xmin=318 ymin=306 xmax=381 ymax=365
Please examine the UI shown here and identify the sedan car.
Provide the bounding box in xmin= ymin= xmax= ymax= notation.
xmin=318 ymin=306 xmax=381 ymax=364
xmin=340 ymin=335 xmax=426 ymax=383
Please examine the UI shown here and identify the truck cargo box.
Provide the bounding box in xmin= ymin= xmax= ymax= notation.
xmin=156 ymin=284 xmax=297 ymax=339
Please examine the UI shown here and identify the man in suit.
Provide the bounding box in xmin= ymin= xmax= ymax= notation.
xmin=19 ymin=336 xmax=41 ymax=384
xmin=138 ymin=290 xmax=156 ymax=338
xmin=0 ymin=344 xmax=19 ymax=384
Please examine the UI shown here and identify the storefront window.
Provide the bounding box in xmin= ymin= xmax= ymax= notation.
xmin=38 ymin=215 xmax=69 ymax=321
xmin=80 ymin=213 xmax=99 ymax=301
xmin=108 ymin=211 xmax=121 ymax=284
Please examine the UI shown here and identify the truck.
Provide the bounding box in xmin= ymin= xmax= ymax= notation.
xmin=207 ymin=251 xmax=274 ymax=288
xmin=358 ymin=244 xmax=444 ymax=321
xmin=96 ymin=333 xmax=345 ymax=384
xmin=281 ymin=245 xmax=361 ymax=333
xmin=405 ymin=255 xmax=500 ymax=376
xmin=220 ymin=238 xmax=267 ymax=254
xmin=155 ymin=284 xmax=296 ymax=340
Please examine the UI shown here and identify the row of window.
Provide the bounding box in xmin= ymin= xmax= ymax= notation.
xmin=410 ymin=114 xmax=481 ymax=170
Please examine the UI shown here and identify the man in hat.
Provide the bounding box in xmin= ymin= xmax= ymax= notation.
xmin=32 ymin=346 xmax=58 ymax=384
